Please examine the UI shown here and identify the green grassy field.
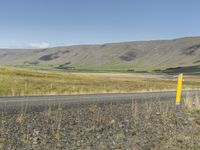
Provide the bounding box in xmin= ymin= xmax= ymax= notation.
xmin=0 ymin=66 xmax=200 ymax=96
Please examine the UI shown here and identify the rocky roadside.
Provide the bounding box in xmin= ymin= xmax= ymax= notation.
xmin=0 ymin=98 xmax=200 ymax=150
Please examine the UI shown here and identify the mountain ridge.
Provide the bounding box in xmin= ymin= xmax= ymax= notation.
xmin=1 ymin=36 xmax=200 ymax=72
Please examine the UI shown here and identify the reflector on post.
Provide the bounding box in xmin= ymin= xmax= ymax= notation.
xmin=176 ymin=73 xmax=183 ymax=106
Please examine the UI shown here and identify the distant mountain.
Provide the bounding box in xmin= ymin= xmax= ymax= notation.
xmin=1 ymin=36 xmax=200 ymax=72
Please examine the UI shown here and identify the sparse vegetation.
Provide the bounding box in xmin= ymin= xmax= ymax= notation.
xmin=184 ymin=91 xmax=200 ymax=112
xmin=0 ymin=66 xmax=200 ymax=96
xmin=1 ymin=94 xmax=200 ymax=149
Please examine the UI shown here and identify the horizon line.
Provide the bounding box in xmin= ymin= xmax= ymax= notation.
xmin=0 ymin=35 xmax=200 ymax=50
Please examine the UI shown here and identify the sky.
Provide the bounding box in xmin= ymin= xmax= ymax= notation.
xmin=0 ymin=0 xmax=200 ymax=48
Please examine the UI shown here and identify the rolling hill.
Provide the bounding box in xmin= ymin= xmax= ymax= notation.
xmin=1 ymin=36 xmax=200 ymax=72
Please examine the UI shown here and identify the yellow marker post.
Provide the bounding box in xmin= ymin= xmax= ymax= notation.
xmin=176 ymin=73 xmax=183 ymax=106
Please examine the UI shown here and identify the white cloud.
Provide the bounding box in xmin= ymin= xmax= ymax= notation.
xmin=27 ymin=42 xmax=50 ymax=49
xmin=12 ymin=42 xmax=50 ymax=49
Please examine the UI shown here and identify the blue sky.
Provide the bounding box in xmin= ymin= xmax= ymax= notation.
xmin=0 ymin=0 xmax=200 ymax=48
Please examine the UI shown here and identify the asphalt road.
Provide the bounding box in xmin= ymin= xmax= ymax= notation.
xmin=0 ymin=90 xmax=199 ymax=108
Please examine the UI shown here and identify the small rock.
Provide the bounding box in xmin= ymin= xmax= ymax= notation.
xmin=97 ymin=135 xmax=101 ymax=139
xmin=124 ymin=119 xmax=129 ymax=122
xmin=177 ymin=137 xmax=184 ymax=143
xmin=188 ymin=117 xmax=195 ymax=122
xmin=119 ymin=124 xmax=124 ymax=128
xmin=33 ymin=129 xmax=40 ymax=136
xmin=33 ymin=137 xmax=38 ymax=145
xmin=110 ymin=119 xmax=115 ymax=124
xmin=156 ymin=112 xmax=160 ymax=115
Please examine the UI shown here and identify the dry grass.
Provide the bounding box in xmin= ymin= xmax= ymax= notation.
xmin=184 ymin=91 xmax=200 ymax=112
xmin=0 ymin=66 xmax=200 ymax=96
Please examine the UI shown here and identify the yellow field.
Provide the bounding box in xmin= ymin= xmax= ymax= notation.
xmin=0 ymin=66 xmax=200 ymax=96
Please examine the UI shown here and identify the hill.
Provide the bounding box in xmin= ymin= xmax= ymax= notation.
xmin=1 ymin=36 xmax=200 ymax=72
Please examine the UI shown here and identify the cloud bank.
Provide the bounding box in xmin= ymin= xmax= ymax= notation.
xmin=11 ymin=42 xmax=50 ymax=49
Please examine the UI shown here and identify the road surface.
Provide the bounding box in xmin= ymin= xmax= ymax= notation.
xmin=0 ymin=91 xmax=199 ymax=108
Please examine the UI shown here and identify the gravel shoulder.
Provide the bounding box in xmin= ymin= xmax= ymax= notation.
xmin=1 ymin=91 xmax=200 ymax=149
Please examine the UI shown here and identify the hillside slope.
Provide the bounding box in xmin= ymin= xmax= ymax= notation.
xmin=1 ymin=37 xmax=200 ymax=71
